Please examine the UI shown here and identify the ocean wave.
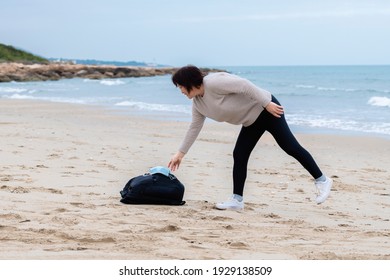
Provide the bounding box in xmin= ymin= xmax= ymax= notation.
xmin=0 ymin=87 xmax=28 ymax=93
xmin=287 ymin=114 xmax=390 ymax=135
xmin=100 ymin=79 xmax=125 ymax=86
xmin=115 ymin=101 xmax=191 ymax=114
xmin=317 ymin=87 xmax=338 ymax=91
xmin=3 ymin=93 xmax=34 ymax=99
xmin=294 ymin=84 xmax=390 ymax=94
xmin=83 ymin=79 xmax=98 ymax=83
xmin=368 ymin=96 xmax=390 ymax=108
xmin=295 ymin=84 xmax=315 ymax=89
xmin=295 ymin=84 xmax=340 ymax=91
xmin=3 ymin=93 xmax=86 ymax=104
xmin=294 ymin=84 xmax=359 ymax=93
xmin=366 ymin=89 xmax=390 ymax=94
xmin=0 ymin=86 xmax=51 ymax=95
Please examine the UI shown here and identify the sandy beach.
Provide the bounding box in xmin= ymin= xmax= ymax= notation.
xmin=0 ymin=99 xmax=389 ymax=260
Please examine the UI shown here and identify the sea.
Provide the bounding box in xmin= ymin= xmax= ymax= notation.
xmin=1 ymin=65 xmax=390 ymax=138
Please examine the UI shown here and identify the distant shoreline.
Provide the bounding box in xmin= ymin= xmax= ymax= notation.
xmin=0 ymin=62 xmax=220 ymax=83
xmin=0 ymin=62 xmax=177 ymax=83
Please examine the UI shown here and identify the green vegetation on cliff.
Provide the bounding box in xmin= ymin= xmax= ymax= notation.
xmin=0 ymin=43 xmax=48 ymax=63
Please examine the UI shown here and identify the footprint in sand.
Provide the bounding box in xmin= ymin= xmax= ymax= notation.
xmin=51 ymin=216 xmax=79 ymax=226
xmin=54 ymin=208 xmax=68 ymax=213
xmin=228 ymin=241 xmax=248 ymax=249
xmin=313 ymin=226 xmax=329 ymax=232
xmin=211 ymin=216 xmax=233 ymax=221
xmin=364 ymin=231 xmax=390 ymax=237
xmin=0 ymin=213 xmax=23 ymax=220
xmin=338 ymin=223 xmax=352 ymax=227
xmin=153 ymin=225 xmax=181 ymax=233
xmin=47 ymin=153 xmax=62 ymax=159
xmin=61 ymin=234 xmax=116 ymax=244
xmin=264 ymin=213 xmax=281 ymax=219
xmin=69 ymin=202 xmax=96 ymax=209
xmin=0 ymin=175 xmax=13 ymax=182
xmin=1 ymin=185 xmax=30 ymax=193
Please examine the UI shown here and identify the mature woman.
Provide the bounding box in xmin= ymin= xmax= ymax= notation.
xmin=168 ymin=65 xmax=332 ymax=210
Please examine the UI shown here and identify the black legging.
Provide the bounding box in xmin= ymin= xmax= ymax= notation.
xmin=232 ymin=96 xmax=323 ymax=196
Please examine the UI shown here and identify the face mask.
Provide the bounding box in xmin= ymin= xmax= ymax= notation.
xmin=149 ymin=166 xmax=171 ymax=177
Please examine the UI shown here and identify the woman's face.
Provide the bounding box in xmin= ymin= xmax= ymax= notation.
xmin=178 ymin=85 xmax=196 ymax=99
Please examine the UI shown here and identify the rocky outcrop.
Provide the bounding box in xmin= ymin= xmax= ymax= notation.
xmin=0 ymin=63 xmax=219 ymax=83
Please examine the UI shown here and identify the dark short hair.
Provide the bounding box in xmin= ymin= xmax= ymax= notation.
xmin=172 ymin=65 xmax=205 ymax=93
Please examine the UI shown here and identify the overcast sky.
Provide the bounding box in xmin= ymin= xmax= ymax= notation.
xmin=1 ymin=0 xmax=390 ymax=66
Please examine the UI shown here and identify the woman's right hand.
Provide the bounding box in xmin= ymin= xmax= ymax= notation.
xmin=168 ymin=151 xmax=185 ymax=171
xmin=265 ymin=101 xmax=284 ymax=118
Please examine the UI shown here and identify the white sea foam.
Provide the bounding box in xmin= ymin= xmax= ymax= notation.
xmin=287 ymin=114 xmax=390 ymax=135
xmin=83 ymin=79 xmax=98 ymax=83
xmin=295 ymin=85 xmax=339 ymax=91
xmin=115 ymin=101 xmax=191 ymax=114
xmin=4 ymin=93 xmax=34 ymax=99
xmin=367 ymin=89 xmax=390 ymax=94
xmin=295 ymin=84 xmax=315 ymax=89
xmin=100 ymin=79 xmax=125 ymax=86
xmin=295 ymin=84 xmax=359 ymax=92
xmin=368 ymin=96 xmax=390 ymax=108
xmin=0 ymin=87 xmax=28 ymax=93
xmin=3 ymin=93 xmax=87 ymax=104
xmin=317 ymin=87 xmax=337 ymax=91
xmin=40 ymin=97 xmax=87 ymax=104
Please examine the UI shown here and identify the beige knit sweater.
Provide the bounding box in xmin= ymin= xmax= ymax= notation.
xmin=179 ymin=72 xmax=272 ymax=154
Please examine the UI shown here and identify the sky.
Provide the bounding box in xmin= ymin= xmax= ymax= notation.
xmin=1 ymin=0 xmax=390 ymax=67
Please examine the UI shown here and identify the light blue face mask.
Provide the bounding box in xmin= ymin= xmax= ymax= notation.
xmin=149 ymin=166 xmax=171 ymax=177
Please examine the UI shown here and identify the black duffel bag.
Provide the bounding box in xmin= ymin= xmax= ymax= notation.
xmin=120 ymin=166 xmax=185 ymax=205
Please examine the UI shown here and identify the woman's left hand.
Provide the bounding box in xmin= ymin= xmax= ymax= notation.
xmin=265 ymin=102 xmax=284 ymax=118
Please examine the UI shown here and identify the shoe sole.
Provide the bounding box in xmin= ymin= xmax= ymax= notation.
xmin=215 ymin=205 xmax=244 ymax=211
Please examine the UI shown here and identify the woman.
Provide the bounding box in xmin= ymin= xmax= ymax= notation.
xmin=168 ymin=65 xmax=332 ymax=210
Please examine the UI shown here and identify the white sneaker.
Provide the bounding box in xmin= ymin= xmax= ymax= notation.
xmin=315 ymin=177 xmax=332 ymax=204
xmin=215 ymin=195 xmax=244 ymax=210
